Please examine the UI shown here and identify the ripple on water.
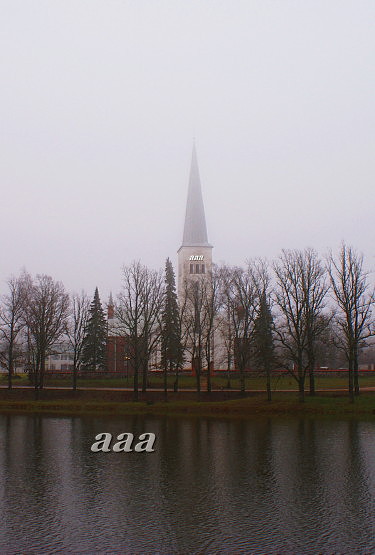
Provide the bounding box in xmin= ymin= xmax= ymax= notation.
xmin=0 ymin=416 xmax=374 ymax=554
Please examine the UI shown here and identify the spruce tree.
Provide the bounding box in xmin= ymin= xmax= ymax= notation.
xmin=81 ymin=287 xmax=107 ymax=372
xmin=254 ymin=291 xmax=275 ymax=401
xmin=161 ymin=258 xmax=183 ymax=393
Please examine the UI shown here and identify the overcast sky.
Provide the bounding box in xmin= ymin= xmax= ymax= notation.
xmin=1 ymin=0 xmax=374 ymax=301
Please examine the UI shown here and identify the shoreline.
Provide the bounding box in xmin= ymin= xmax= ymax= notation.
xmin=0 ymin=390 xmax=375 ymax=420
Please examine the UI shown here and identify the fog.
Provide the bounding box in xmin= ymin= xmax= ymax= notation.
xmin=1 ymin=1 xmax=374 ymax=301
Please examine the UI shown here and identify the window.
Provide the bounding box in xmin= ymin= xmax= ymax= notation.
xmin=201 ymin=264 xmax=205 ymax=274
xmin=195 ymin=264 xmax=200 ymax=274
xmin=190 ymin=264 xmax=194 ymax=274
xmin=61 ymin=363 xmax=73 ymax=371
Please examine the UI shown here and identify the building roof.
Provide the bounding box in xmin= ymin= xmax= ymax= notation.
xmin=181 ymin=144 xmax=211 ymax=247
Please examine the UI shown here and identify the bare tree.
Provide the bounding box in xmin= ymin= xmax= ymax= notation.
xmin=228 ymin=264 xmax=259 ymax=394
xmin=300 ymin=249 xmax=330 ymax=395
xmin=66 ymin=291 xmax=90 ymax=390
xmin=202 ymin=266 xmax=221 ymax=392
xmin=183 ymin=277 xmax=209 ymax=395
xmin=327 ymin=244 xmax=374 ymax=400
xmin=0 ymin=272 xmax=31 ymax=389
xmin=217 ymin=264 xmax=236 ymax=389
xmin=173 ymin=282 xmax=189 ymax=391
xmin=141 ymin=271 xmax=164 ymax=392
xmin=25 ymin=274 xmax=70 ymax=394
xmin=273 ymin=249 xmax=329 ymax=402
xmin=116 ymin=262 xmax=163 ymax=400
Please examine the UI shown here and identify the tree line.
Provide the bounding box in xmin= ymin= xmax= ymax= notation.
xmin=0 ymin=244 xmax=374 ymax=402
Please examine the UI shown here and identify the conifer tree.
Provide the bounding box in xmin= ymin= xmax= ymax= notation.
xmin=254 ymin=290 xmax=275 ymax=401
xmin=81 ymin=287 xmax=107 ymax=372
xmin=161 ymin=258 xmax=183 ymax=393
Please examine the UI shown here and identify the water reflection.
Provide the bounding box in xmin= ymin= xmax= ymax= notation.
xmin=0 ymin=415 xmax=374 ymax=553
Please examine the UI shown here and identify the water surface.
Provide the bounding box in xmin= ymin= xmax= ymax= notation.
xmin=0 ymin=415 xmax=374 ymax=553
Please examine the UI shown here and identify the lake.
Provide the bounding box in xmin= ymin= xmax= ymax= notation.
xmin=0 ymin=414 xmax=374 ymax=554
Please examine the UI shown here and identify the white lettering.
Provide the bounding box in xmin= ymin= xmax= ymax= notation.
xmin=189 ymin=255 xmax=204 ymax=261
xmin=91 ymin=433 xmax=112 ymax=452
xmin=113 ymin=433 xmax=134 ymax=452
xmin=134 ymin=433 xmax=156 ymax=452
xmin=90 ymin=432 xmax=156 ymax=452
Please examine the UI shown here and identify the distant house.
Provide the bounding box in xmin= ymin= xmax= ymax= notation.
xmin=46 ymin=342 xmax=74 ymax=372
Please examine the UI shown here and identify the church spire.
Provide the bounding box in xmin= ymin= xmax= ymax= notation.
xmin=177 ymin=144 xmax=213 ymax=297
xmin=107 ymin=292 xmax=114 ymax=320
xmin=181 ymin=144 xmax=210 ymax=247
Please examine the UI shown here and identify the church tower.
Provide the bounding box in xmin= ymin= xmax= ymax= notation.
xmin=178 ymin=144 xmax=213 ymax=296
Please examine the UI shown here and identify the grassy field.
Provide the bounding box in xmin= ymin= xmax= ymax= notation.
xmin=0 ymin=390 xmax=374 ymax=419
xmin=1 ymin=372 xmax=375 ymax=419
xmin=2 ymin=373 xmax=375 ymax=391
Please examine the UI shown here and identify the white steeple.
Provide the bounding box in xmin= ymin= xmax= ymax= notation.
xmin=178 ymin=144 xmax=213 ymax=297
xmin=181 ymin=143 xmax=211 ymax=247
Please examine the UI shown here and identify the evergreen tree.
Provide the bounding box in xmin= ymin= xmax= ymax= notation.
xmin=254 ymin=291 xmax=275 ymax=401
xmin=81 ymin=287 xmax=107 ymax=372
xmin=161 ymin=258 xmax=183 ymax=393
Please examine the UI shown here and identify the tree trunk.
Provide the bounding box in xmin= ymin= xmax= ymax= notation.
xmin=298 ymin=378 xmax=305 ymax=403
xmin=354 ymin=347 xmax=360 ymax=396
xmin=196 ymin=370 xmax=201 ymax=395
xmin=266 ymin=368 xmax=272 ymax=402
xmin=195 ymin=356 xmax=201 ymax=398
xmin=39 ymin=354 xmax=45 ymax=390
xmin=73 ymin=364 xmax=78 ymax=391
xmin=348 ymin=361 xmax=355 ymax=403
xmin=226 ymin=352 xmax=231 ymax=389
xmin=240 ymin=367 xmax=245 ymax=395
xmin=207 ymin=359 xmax=212 ymax=393
xmin=7 ymin=343 xmax=13 ymax=391
xmin=133 ymin=367 xmax=139 ymax=401
xmin=34 ymin=360 xmax=40 ymax=400
xmin=164 ymin=362 xmax=168 ymax=400
xmin=133 ymin=350 xmax=139 ymax=401
xmin=309 ymin=366 xmax=315 ymax=396
xmin=142 ymin=364 xmax=147 ymax=392
xmin=296 ymin=357 xmax=305 ymax=402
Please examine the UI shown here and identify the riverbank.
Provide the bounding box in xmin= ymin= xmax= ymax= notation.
xmin=3 ymin=374 xmax=375 ymax=391
xmin=0 ymin=390 xmax=375 ymax=419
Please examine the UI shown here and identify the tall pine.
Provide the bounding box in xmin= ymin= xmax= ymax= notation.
xmin=254 ymin=291 xmax=275 ymax=401
xmin=81 ymin=287 xmax=107 ymax=372
xmin=161 ymin=258 xmax=183 ymax=393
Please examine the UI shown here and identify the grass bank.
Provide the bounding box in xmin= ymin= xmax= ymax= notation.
xmin=0 ymin=392 xmax=375 ymax=420
xmin=4 ymin=374 xmax=375 ymax=390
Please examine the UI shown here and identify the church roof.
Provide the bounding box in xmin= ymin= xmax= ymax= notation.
xmin=181 ymin=144 xmax=211 ymax=247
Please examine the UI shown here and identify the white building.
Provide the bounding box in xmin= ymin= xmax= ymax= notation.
xmin=46 ymin=342 xmax=74 ymax=372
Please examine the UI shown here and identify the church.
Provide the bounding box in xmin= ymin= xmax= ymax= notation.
xmin=42 ymin=145 xmax=219 ymax=377
xmin=106 ymin=144 xmax=215 ymax=375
